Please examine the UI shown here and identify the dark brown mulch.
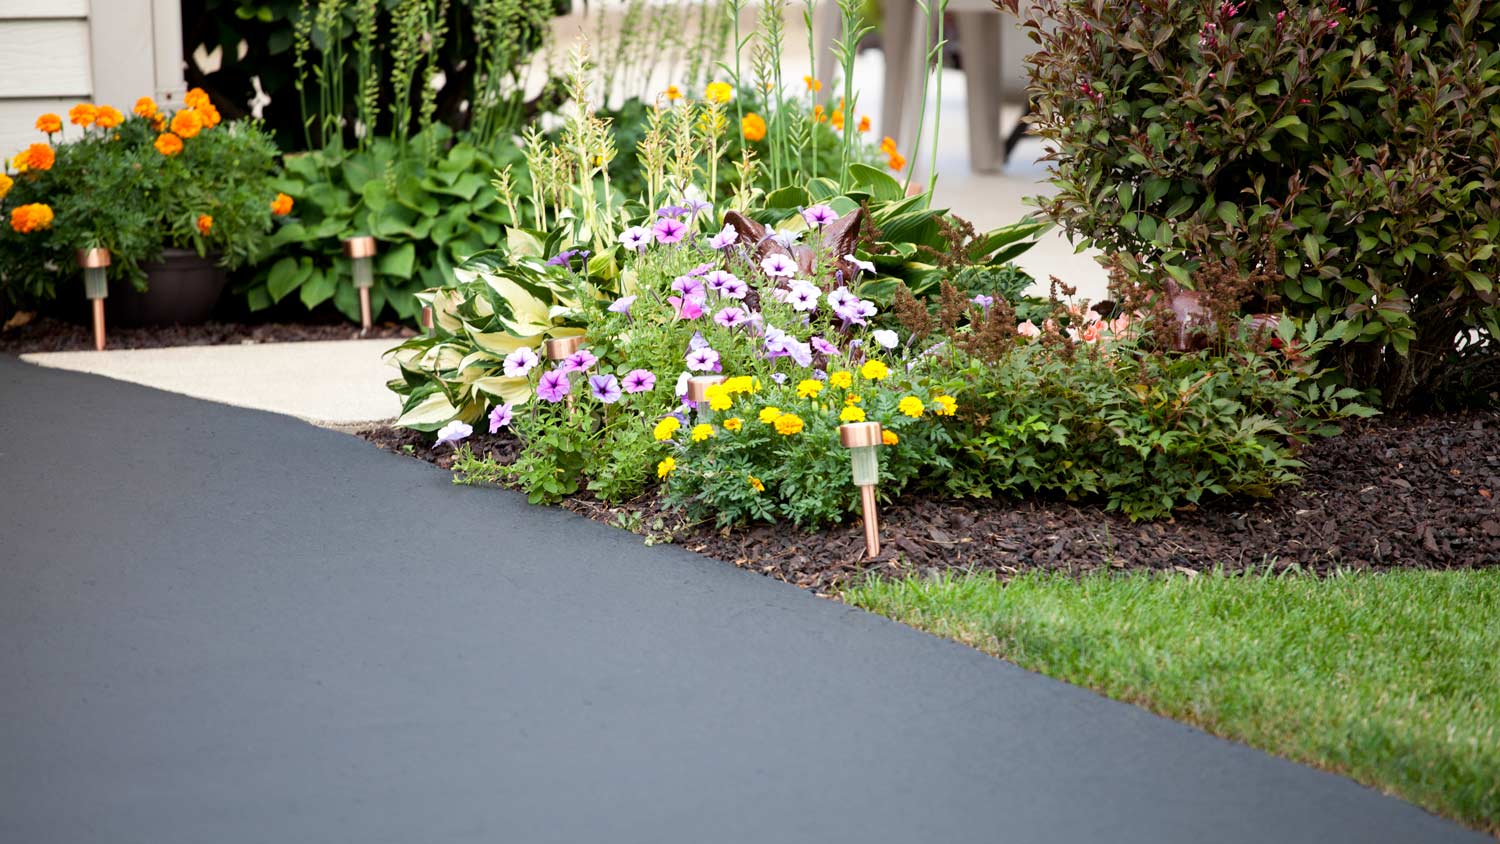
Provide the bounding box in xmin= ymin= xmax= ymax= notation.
xmin=0 ymin=315 xmax=415 ymax=354
xmin=358 ymin=412 xmax=1500 ymax=592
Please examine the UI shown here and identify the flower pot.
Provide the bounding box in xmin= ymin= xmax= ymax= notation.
xmin=108 ymin=249 xmax=226 ymax=326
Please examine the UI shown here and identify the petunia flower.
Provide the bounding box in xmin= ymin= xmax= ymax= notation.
xmin=971 ymin=294 xmax=994 ymax=311
xmin=708 ymin=224 xmax=738 ymax=250
xmin=653 ymin=217 xmax=688 ymax=245
xmin=560 ymin=349 xmax=597 ymax=373
xmin=810 ymin=335 xmax=838 ymax=356
xmin=826 ymin=286 xmax=858 ymax=310
xmin=683 ymin=198 xmax=712 ymax=220
xmin=675 ymin=371 xmax=691 ymax=397
xmin=768 ymin=230 xmax=801 ymax=249
xmin=619 ymin=226 xmax=652 ymax=252
xmin=622 ymin=369 xmax=657 ymax=393
xmin=656 ymin=205 xmax=689 ymax=218
xmin=589 ymin=374 xmax=623 ymax=404
xmin=435 ymin=419 xmax=473 ymax=447
xmin=844 ymin=254 xmax=876 ymax=274
xmin=872 ymin=329 xmax=899 ymax=349
xmin=714 ymin=307 xmax=748 ymax=328
xmin=669 ymin=295 xmax=703 ymax=321
xmin=536 ymin=369 xmax=571 ymax=403
xmin=719 ymin=277 xmax=748 ymax=299
xmin=671 ymin=275 xmax=707 ymax=303
xmin=687 ymin=261 xmax=716 ymax=276
xmin=760 ymin=254 xmax=797 ymax=278
xmin=801 ymin=204 xmax=839 ymax=227
xmin=489 ymin=403 xmax=514 ymax=432
xmin=685 ymin=347 xmax=721 ymax=372
xmin=704 ymin=270 xmax=738 ymax=293
xmin=546 ymin=249 xmax=580 ymax=267
xmin=608 ymin=295 xmax=637 ymax=316
xmin=688 ymin=331 xmax=712 ymax=352
xmin=787 ymin=280 xmax=821 ymax=312
xmin=503 ymin=346 xmax=540 ymax=378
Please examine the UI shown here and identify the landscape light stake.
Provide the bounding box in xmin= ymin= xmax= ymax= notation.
xmin=343 ymin=235 xmax=377 ymax=332
xmin=684 ymin=374 xmax=726 ymax=421
xmin=77 ymin=248 xmax=111 ymax=351
xmin=543 ymin=335 xmax=585 ymax=414
xmin=839 ymin=420 xmax=884 ymax=558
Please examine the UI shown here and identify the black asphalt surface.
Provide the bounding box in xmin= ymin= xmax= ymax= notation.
xmin=0 ymin=355 xmax=1486 ymax=844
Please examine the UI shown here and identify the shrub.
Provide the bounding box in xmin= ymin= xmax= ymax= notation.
xmin=1010 ymin=0 xmax=1500 ymax=407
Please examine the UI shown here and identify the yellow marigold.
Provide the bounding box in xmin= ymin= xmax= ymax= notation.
xmin=840 ymin=406 xmax=866 ymax=423
xmin=9 ymin=203 xmax=54 ymax=234
xmin=741 ymin=112 xmax=766 ymax=143
xmin=133 ymin=96 xmax=158 ymax=118
xmin=796 ymin=379 xmax=824 ymax=399
xmin=898 ymin=396 xmax=925 ymax=418
xmin=35 ymin=113 xmax=61 ymax=134
xmin=860 ymin=359 xmax=889 ymax=381
xmin=196 ymin=214 xmax=213 ymax=235
xmin=747 ymin=475 xmax=765 ymax=492
xmin=198 ymin=103 xmax=222 ymax=129
xmin=828 ymin=370 xmax=852 ymax=389
xmin=68 ymin=103 xmax=97 ymax=127
xmin=15 ymin=143 xmax=54 ymax=172
xmin=704 ymin=383 xmax=732 ymax=412
xmin=94 ymin=105 xmax=123 ymax=129
xmin=933 ymin=395 xmax=958 ymax=416
xmin=704 ymin=81 xmax=733 ymax=104
xmin=887 ymin=152 xmax=907 ymax=172
xmin=184 ymin=87 xmax=211 ymax=110
xmin=657 ymin=457 xmax=677 ymax=478
xmin=690 ymin=423 xmax=715 ymax=443
xmin=154 ymin=132 xmax=183 ymax=156
xmin=723 ymin=417 xmax=743 ymax=432
xmin=773 ymin=413 xmax=804 ymax=436
xmin=653 ymin=416 xmax=681 ymax=441
xmin=0 ymin=173 xmax=11 ymax=200
xmin=803 ymin=75 xmax=822 ymax=92
xmin=758 ymin=406 xmax=783 ymax=425
xmin=170 ymin=109 xmax=203 ymax=139
xmin=830 ymin=109 xmax=844 ymax=131
xmin=724 ymin=375 xmax=755 ymax=394
xmin=882 ymin=430 xmax=899 ymax=446
xmin=663 ymin=85 xmax=683 ymax=102
xmin=858 ymin=115 xmax=872 ymax=133
xmin=271 ymin=192 xmax=294 ymax=216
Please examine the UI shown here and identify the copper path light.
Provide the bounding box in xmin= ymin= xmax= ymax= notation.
xmin=77 ymin=248 xmax=111 ymax=351
xmin=839 ymin=420 xmax=884 ymax=558
xmin=343 ymin=235 xmax=377 ymax=332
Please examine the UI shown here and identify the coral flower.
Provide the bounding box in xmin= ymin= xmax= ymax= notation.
xmin=773 ymin=413 xmax=805 ymax=436
xmin=830 ymin=109 xmax=844 ymax=131
xmin=741 ymin=112 xmax=766 ymax=142
xmin=133 ymin=96 xmax=158 ymax=118
xmin=882 ymin=430 xmax=899 ymax=445
xmin=664 ymin=85 xmax=684 ymax=102
xmin=155 ymin=132 xmax=184 ymax=156
xmin=35 ymin=113 xmax=61 ymax=134
xmin=271 ymin=192 xmax=294 ymax=216
xmin=170 ymin=109 xmax=203 ymax=139
xmin=69 ymin=103 xmax=97 ymax=127
xmin=9 ymin=203 xmax=54 ymax=233
xmin=15 ymin=143 xmax=54 ymax=172
xmin=196 ymin=214 xmax=213 ymax=235
xmin=0 ymin=173 xmax=12 ymax=201
xmin=94 ymin=106 xmax=123 ymax=129
xmin=199 ymin=103 xmax=222 ymax=128
xmin=880 ymin=136 xmax=898 ymax=155
xmin=704 ymin=81 xmax=733 ymax=104
xmin=657 ymin=457 xmax=677 ymax=479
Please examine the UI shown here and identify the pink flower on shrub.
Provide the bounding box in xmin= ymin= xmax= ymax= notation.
xmin=536 ymin=369 xmax=571 ymax=403
xmin=669 ymin=295 xmax=703 ymax=321
xmin=1017 ymin=320 xmax=1041 ymax=338
xmin=714 ymin=307 xmax=748 ymax=328
xmin=622 ymin=369 xmax=656 ymax=393
xmin=708 ymin=225 xmax=738 ymax=250
xmin=653 ymin=217 xmax=687 ymax=245
xmin=801 ymin=204 xmax=839 ymax=228
xmin=489 ymin=404 xmax=513 ymax=432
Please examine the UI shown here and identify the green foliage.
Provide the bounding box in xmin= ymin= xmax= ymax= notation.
xmin=845 ymin=569 xmax=1500 ymax=835
xmin=0 ymin=114 xmax=280 ymax=305
xmin=1011 ymin=0 xmax=1500 ymax=407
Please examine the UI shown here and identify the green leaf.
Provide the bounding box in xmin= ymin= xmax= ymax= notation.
xmin=846 ymin=163 xmax=905 ymax=202
xmin=299 ymin=269 xmax=337 ymax=308
xmin=376 ymin=242 xmax=417 ymax=279
xmin=266 ymin=256 xmax=312 ymax=303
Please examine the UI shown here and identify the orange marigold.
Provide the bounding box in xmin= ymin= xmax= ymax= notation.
xmin=169 ymin=109 xmax=203 ymax=139
xmin=0 ymin=172 xmax=12 ymax=200
xmin=198 ymin=103 xmax=221 ymax=128
xmin=155 ymin=132 xmax=184 ymax=156
xmin=741 ymin=112 xmax=767 ymax=142
xmin=10 ymin=203 xmax=54 ymax=234
xmin=133 ymin=96 xmax=158 ymax=118
xmin=68 ymin=103 xmax=97 ymax=127
xmin=887 ymin=152 xmax=907 ymax=171
xmin=14 ymin=143 xmax=55 ymax=172
xmin=270 ymin=192 xmax=294 ymax=216
xmin=879 ymin=135 xmax=898 ymax=155
xmin=35 ymin=113 xmax=62 ymax=134
xmin=858 ymin=115 xmax=871 ymax=133
xmin=196 ymin=214 xmax=213 ymax=235
xmin=184 ymin=87 xmax=211 ymax=110
xmin=94 ymin=105 xmax=124 ymax=129
xmin=830 ymin=108 xmax=844 ymax=131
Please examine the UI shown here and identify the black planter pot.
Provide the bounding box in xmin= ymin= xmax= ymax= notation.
xmin=109 ymin=248 xmax=227 ymax=326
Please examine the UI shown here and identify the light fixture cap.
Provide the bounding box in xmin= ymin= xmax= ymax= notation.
xmin=542 ymin=334 xmax=585 ymax=360
xmin=76 ymin=247 xmax=111 ymax=269
xmin=838 ymin=421 xmax=883 ymax=448
xmin=684 ymin=375 xmax=727 ymax=403
xmin=343 ymin=235 xmax=378 ymax=259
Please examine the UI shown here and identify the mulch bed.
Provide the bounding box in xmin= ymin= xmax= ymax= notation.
xmin=0 ymin=315 xmax=415 ymax=354
xmin=358 ymin=412 xmax=1500 ymax=592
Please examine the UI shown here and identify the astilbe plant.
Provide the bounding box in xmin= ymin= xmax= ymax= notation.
xmin=1008 ymin=0 xmax=1500 ymax=407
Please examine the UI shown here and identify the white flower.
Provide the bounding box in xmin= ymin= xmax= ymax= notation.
xmin=844 ymin=254 xmax=876 ymax=274
xmin=435 ymin=419 xmax=473 ymax=448
xmin=768 ymin=230 xmax=802 ymax=249
xmin=618 ymin=226 xmax=652 ymax=252
xmin=760 ymin=254 xmax=797 ymax=278
xmin=872 ymin=329 xmax=899 ymax=349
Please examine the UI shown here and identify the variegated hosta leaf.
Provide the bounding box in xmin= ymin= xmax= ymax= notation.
xmin=395 ymin=391 xmax=482 ymax=430
xmin=470 ymin=376 xmax=533 ymax=406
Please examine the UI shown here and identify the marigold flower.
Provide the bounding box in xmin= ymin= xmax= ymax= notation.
xmin=933 ymin=395 xmax=957 ymax=416
xmin=9 ymin=203 xmax=54 ymax=233
xmin=133 ymin=96 xmax=158 ymax=118
xmin=704 ymin=81 xmax=733 ymax=104
xmin=840 ymin=406 xmax=866 ymax=423
xmin=859 ymin=359 xmax=889 ymax=381
xmin=741 ymin=112 xmax=766 ymax=142
xmin=828 ymin=370 xmax=852 ymax=389
xmin=196 ymin=214 xmax=213 ymax=235
xmin=898 ymin=396 xmax=925 ymax=418
xmin=882 ymin=430 xmax=899 ymax=445
xmin=69 ymin=103 xmax=97 ymax=127
xmin=155 ymin=132 xmax=184 ymax=156
xmin=887 ymin=152 xmax=906 ymax=171
xmin=0 ymin=173 xmax=11 ymax=200
xmin=880 ymin=136 xmax=898 ymax=155
xmin=271 ymin=192 xmax=294 ymax=216
xmin=35 ymin=113 xmax=61 ymax=134
xmin=813 ymin=104 xmax=827 ymax=123
xmin=803 ymin=75 xmax=822 ymax=92
xmin=94 ymin=105 xmax=123 ymax=129
xmin=774 ymin=413 xmax=805 ymax=436
xmin=664 ymin=85 xmax=683 ymax=101
xmin=747 ymin=475 xmax=765 ymax=492
xmin=170 ymin=109 xmax=203 ymax=139
xmin=846 ymin=394 xmax=862 ymax=405
xmin=723 ymin=417 xmax=743 ymax=432
xmin=690 ymin=423 xmax=715 ymax=442
xmin=184 ymin=87 xmax=211 ymax=110
xmin=858 ymin=115 xmax=871 ymax=133
xmin=657 ymin=457 xmax=677 ymax=478
xmin=796 ymin=379 xmax=824 ymax=399
xmin=653 ymin=416 xmax=681 ymax=441
xmin=198 ymin=103 xmax=222 ymax=128
xmin=15 ymin=143 xmax=54 ymax=172
xmin=758 ymin=406 xmax=783 ymax=425
xmin=725 ymin=375 xmax=756 ymax=394
xmin=704 ymin=383 xmax=732 ymax=412
xmin=830 ymin=109 xmax=844 ymax=131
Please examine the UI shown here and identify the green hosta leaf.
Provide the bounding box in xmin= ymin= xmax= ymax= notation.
xmin=376 ymin=242 xmax=416 ymax=279
xmin=266 ymin=256 xmax=312 ymax=303
xmin=846 ymin=163 xmax=905 ymax=201
xmin=299 ymin=268 xmax=337 ymax=308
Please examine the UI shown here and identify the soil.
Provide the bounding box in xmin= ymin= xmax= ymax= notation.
xmin=1 ymin=314 xmax=416 ymax=354
xmin=358 ymin=411 xmax=1500 ymax=592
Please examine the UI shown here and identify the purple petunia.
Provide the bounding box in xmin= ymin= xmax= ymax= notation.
xmin=688 ymin=331 xmax=711 ymax=351
xmin=669 ymin=295 xmax=703 ymax=321
xmin=685 ymin=346 xmax=721 ymax=372
xmin=684 ymin=198 xmax=712 ymax=219
xmin=653 ymin=217 xmax=688 ymax=245
xmin=671 ymin=275 xmax=707 ymax=303
xmin=608 ymin=295 xmax=637 ymax=315
xmin=719 ymin=277 xmax=748 ymax=300
xmin=489 ymin=403 xmax=514 ymax=432
xmin=714 ymin=306 xmax=748 ymax=328
xmin=826 ymin=286 xmax=858 ymax=310
xmin=801 ymin=204 xmax=839 ymax=227
xmin=435 ymin=419 xmax=472 ymax=447
xmin=687 ymin=261 xmax=716 ymax=277
xmin=810 ymin=335 xmax=837 ymax=356
xmin=619 ymin=226 xmax=651 ymax=252
xmin=656 ymin=204 xmax=689 ymax=218
xmin=589 ymin=373 xmax=622 ymax=404
xmin=503 ymin=346 xmax=540 ymax=378
xmin=546 ymin=249 xmax=579 ymax=267
xmin=704 ymin=269 xmax=738 ymax=293
xmin=760 ymin=254 xmax=797 ymax=278
xmin=844 ymin=254 xmax=876 ymax=275
xmin=788 ymin=280 xmax=821 ymax=312
xmin=708 ymin=224 xmax=738 ymax=250
xmin=622 ymin=369 xmax=656 ymax=393
xmin=536 ymin=369 xmax=571 ymax=403
xmin=560 ymin=349 xmax=597 ymax=374
xmin=971 ymin=294 xmax=995 ymax=311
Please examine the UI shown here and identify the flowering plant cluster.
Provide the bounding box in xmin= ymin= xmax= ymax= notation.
xmin=0 ymin=91 xmax=285 ymax=305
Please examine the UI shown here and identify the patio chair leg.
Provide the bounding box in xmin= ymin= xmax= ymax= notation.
xmin=956 ymin=11 xmax=1004 ymax=173
xmin=814 ymin=0 xmax=840 ymax=100
xmin=879 ymin=0 xmax=916 ymax=146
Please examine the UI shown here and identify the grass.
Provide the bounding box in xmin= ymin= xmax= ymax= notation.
xmin=843 ymin=568 xmax=1500 ymax=835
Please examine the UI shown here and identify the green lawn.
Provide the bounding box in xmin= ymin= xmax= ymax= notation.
xmin=843 ymin=569 xmax=1500 ymax=835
